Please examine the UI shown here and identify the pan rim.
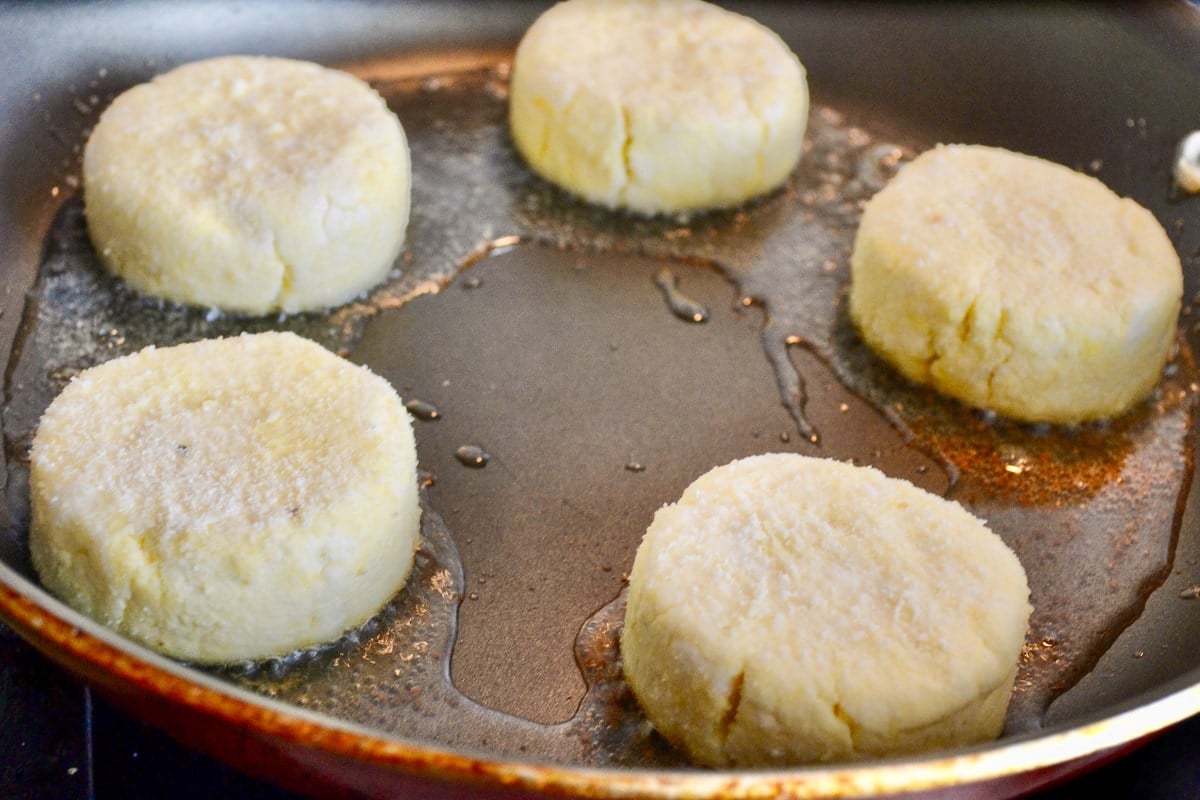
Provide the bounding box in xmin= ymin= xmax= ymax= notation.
xmin=2 ymin=556 xmax=1199 ymax=798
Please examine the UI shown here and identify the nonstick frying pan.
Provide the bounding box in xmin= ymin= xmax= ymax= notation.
xmin=2 ymin=2 xmax=1200 ymax=798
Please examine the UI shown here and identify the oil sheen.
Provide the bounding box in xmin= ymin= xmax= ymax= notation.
xmin=4 ymin=63 xmax=1196 ymax=767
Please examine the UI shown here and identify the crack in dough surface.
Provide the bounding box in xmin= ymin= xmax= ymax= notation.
xmin=621 ymin=454 xmax=1031 ymax=766
xmin=849 ymin=144 xmax=1182 ymax=424
xmin=509 ymin=0 xmax=808 ymax=214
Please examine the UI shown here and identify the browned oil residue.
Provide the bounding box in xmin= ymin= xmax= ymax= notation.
xmin=823 ymin=324 xmax=1198 ymax=729
xmin=6 ymin=64 xmax=1196 ymax=767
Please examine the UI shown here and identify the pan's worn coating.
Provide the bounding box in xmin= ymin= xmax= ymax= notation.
xmin=2 ymin=3 xmax=1200 ymax=798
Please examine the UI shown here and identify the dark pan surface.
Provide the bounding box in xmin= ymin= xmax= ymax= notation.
xmin=3 ymin=2 xmax=1200 ymax=796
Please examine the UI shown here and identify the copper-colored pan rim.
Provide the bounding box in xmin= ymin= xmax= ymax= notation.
xmin=2 ymin=559 xmax=1198 ymax=799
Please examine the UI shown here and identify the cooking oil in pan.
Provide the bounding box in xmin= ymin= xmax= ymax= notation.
xmin=3 ymin=64 xmax=1196 ymax=766
xmin=453 ymin=444 xmax=490 ymax=469
xmin=404 ymin=397 xmax=441 ymax=421
xmin=653 ymin=267 xmax=710 ymax=323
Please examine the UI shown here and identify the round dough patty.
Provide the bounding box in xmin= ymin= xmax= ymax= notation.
xmin=29 ymin=332 xmax=421 ymax=663
xmin=83 ymin=56 xmax=411 ymax=314
xmin=509 ymin=0 xmax=808 ymax=214
xmin=621 ymin=453 xmax=1031 ymax=766
xmin=849 ymin=144 xmax=1182 ymax=424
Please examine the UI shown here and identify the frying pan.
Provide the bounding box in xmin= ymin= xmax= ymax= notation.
xmin=3 ymin=2 xmax=1200 ymax=797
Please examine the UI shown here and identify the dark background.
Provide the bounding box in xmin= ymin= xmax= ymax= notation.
xmin=4 ymin=619 xmax=1200 ymax=800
